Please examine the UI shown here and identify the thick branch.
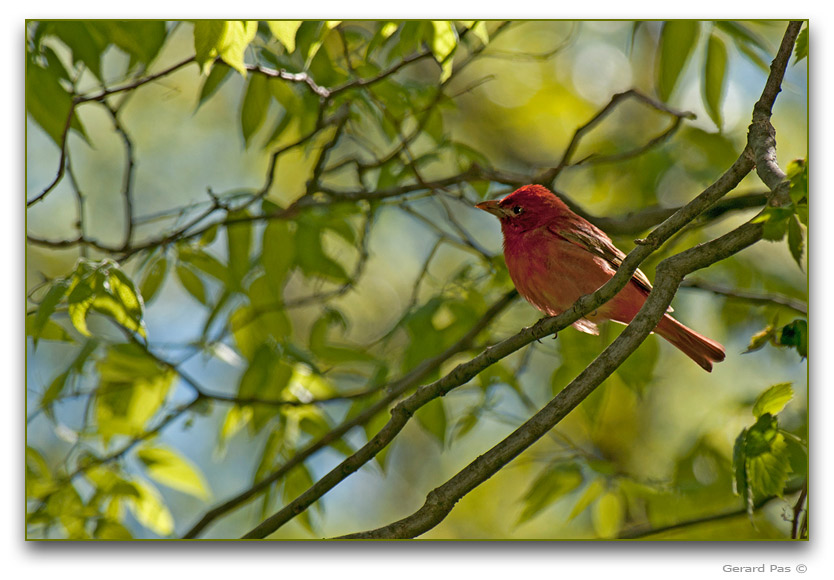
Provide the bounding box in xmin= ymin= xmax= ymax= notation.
xmin=618 ymin=483 xmax=805 ymax=539
xmin=337 ymin=221 xmax=764 ymax=539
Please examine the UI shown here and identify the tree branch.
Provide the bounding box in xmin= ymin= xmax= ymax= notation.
xmin=618 ymin=483 xmax=805 ymax=539
xmin=680 ymin=278 xmax=807 ymax=315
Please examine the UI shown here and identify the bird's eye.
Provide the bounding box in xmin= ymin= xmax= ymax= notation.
xmin=512 ymin=206 xmax=524 ymax=215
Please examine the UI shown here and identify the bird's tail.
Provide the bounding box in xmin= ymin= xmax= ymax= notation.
xmin=655 ymin=314 xmax=726 ymax=372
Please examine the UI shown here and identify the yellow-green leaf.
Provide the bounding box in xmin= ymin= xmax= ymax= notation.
xmin=569 ymin=478 xmax=604 ymax=520
xmin=431 ymin=21 xmax=457 ymax=62
xmin=592 ymin=491 xmax=624 ymax=539
xmin=95 ymin=344 xmax=175 ymax=440
xmin=267 ymin=20 xmax=303 ymax=53
xmin=137 ymin=445 xmax=211 ymax=500
xmin=126 ymin=478 xmax=174 ymax=536
xmin=193 ymin=20 xmax=257 ymax=76
xmin=517 ymin=463 xmax=583 ymax=524
xmin=66 ymin=278 xmax=96 ymax=337
xmin=752 ymin=383 xmax=793 ymax=418
xmin=469 ymin=21 xmax=489 ymax=46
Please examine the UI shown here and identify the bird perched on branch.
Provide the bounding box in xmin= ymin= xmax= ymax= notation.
xmin=476 ymin=184 xmax=725 ymax=371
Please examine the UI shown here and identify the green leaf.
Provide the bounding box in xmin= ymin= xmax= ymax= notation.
xmin=732 ymin=427 xmax=749 ymax=504
xmin=193 ymin=20 xmax=226 ymax=74
xmin=194 ymin=20 xmax=257 ymax=75
xmin=139 ymin=256 xmax=167 ymax=304
xmin=40 ymin=371 xmax=69 ymax=418
xmin=703 ymin=32 xmax=728 ymax=130
xmin=733 ymin=413 xmax=793 ymax=512
xmin=468 ymin=21 xmax=489 ymax=46
xmin=431 ymin=21 xmax=457 ymax=82
xmin=302 ymin=20 xmax=340 ymax=69
xmin=517 ymin=463 xmax=583 ymax=524
xmin=262 ymin=220 xmax=295 ymax=293
xmin=569 ymin=478 xmax=605 ymax=520
xmin=714 ymin=21 xmax=770 ymax=55
xmin=106 ymin=267 xmax=147 ymax=337
xmin=197 ymin=62 xmax=232 ymax=108
xmin=299 ymin=412 xmax=355 ymax=458
xmin=125 ymin=478 xmax=174 ymax=536
xmin=794 ymin=27 xmax=808 ymax=63
xmin=744 ymin=322 xmax=777 ymax=354
xmin=283 ymin=463 xmax=317 ymax=534
xmin=49 ymin=21 xmax=108 ymax=81
xmin=26 ymin=315 xmax=73 ymax=344
xmin=61 ymin=260 xmax=148 ymax=338
xmin=747 ymin=432 xmax=791 ymax=498
xmin=32 ymin=279 xmax=70 ymax=345
xmin=177 ymin=245 xmax=228 ymax=282
xmin=137 ymin=445 xmax=211 ymax=500
xmin=752 ymin=383 xmax=793 ymax=418
xmin=657 ymin=20 xmax=700 ymax=101
xmin=779 ymin=319 xmax=808 ymax=358
xmin=45 ymin=483 xmax=88 ymax=538
xmin=268 ymin=21 xmax=303 ymax=53
xmin=293 ymin=224 xmax=349 ymax=283
xmin=176 ymin=264 xmax=206 ymax=305
xmin=592 ymin=491 xmax=624 ymax=539
xmin=240 ymin=72 xmax=271 ymax=146
xmin=39 ymin=340 xmax=97 ymax=416
xmin=240 ymin=346 xmax=293 ymax=432
xmin=736 ymin=41 xmax=770 ymax=72
xmin=415 ymin=398 xmax=447 ymax=446
xmin=95 ymin=343 xmax=175 ymax=440
xmin=95 ymin=520 xmax=133 ymax=540
xmin=229 ymin=301 xmax=291 ymax=361
xmin=25 ymin=59 xmax=87 ymax=147
xmin=753 ymin=206 xmax=793 ymax=241
xmin=226 ymin=210 xmax=252 ymax=289
xmin=787 ymin=159 xmax=808 ymax=205
xmin=787 ymin=215 xmax=805 ymax=269
xmin=66 ymin=274 xmax=96 ymax=337
xmin=104 ymin=21 xmax=168 ymax=66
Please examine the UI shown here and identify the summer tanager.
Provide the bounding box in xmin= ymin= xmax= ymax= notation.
xmin=476 ymin=184 xmax=725 ymax=371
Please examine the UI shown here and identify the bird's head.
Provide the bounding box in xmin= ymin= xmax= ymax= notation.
xmin=475 ymin=184 xmax=568 ymax=232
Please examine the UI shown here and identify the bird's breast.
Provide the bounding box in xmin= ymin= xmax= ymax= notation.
xmin=503 ymin=227 xmax=617 ymax=316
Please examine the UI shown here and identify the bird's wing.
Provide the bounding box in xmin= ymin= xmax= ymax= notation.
xmin=548 ymin=221 xmax=656 ymax=296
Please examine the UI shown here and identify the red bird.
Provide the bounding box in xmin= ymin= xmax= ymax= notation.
xmin=476 ymin=184 xmax=725 ymax=371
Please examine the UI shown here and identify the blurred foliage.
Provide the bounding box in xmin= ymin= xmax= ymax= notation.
xmin=25 ymin=20 xmax=807 ymax=540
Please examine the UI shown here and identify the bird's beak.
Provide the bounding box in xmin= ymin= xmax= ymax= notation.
xmin=475 ymin=199 xmax=510 ymax=218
